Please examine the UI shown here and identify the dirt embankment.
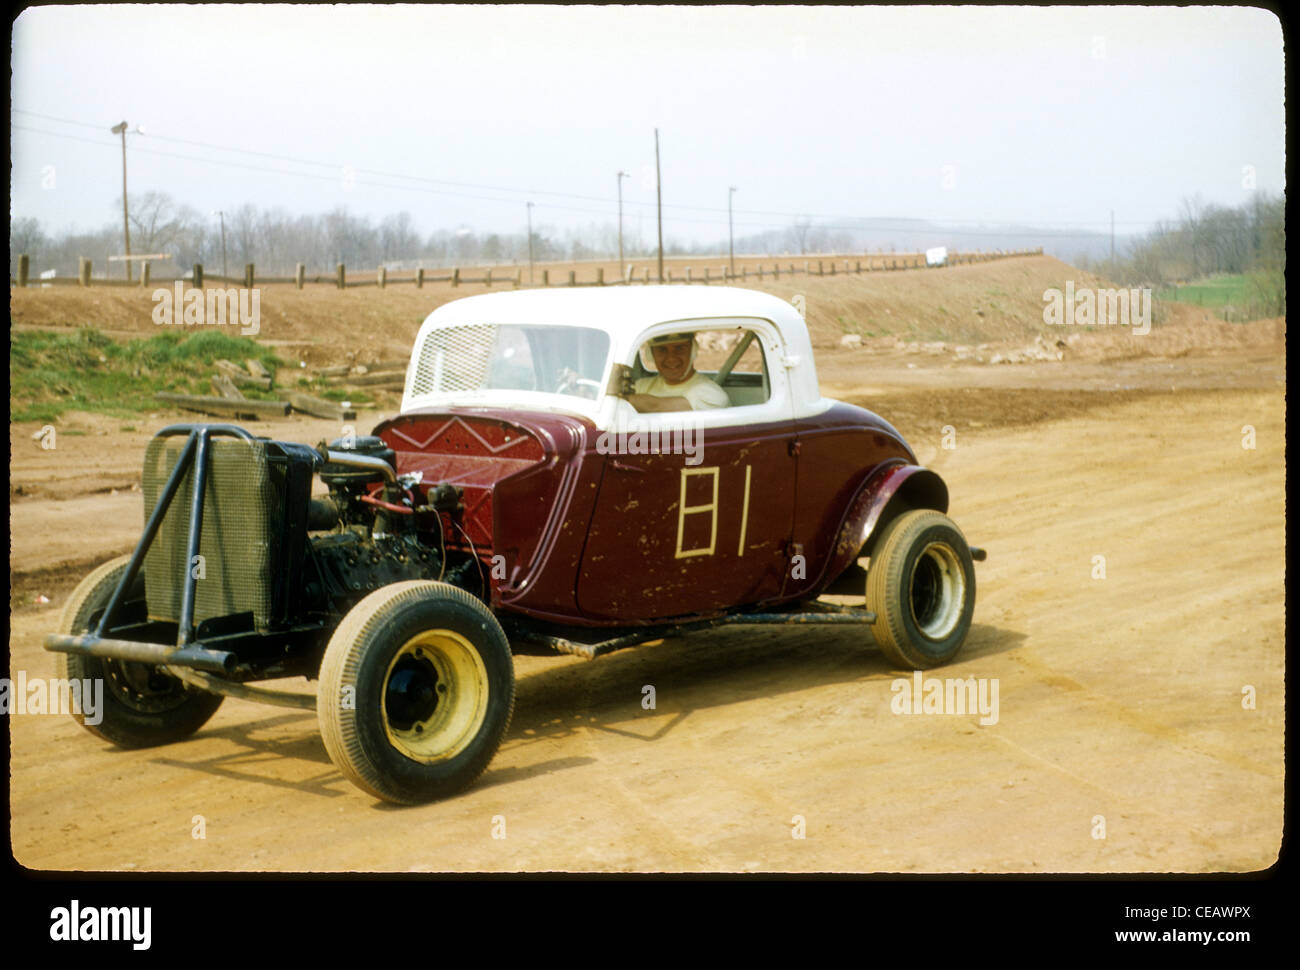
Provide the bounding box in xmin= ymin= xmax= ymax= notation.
xmin=17 ymin=254 xmax=1263 ymax=364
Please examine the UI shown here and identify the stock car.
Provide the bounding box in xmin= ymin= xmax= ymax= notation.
xmin=47 ymin=285 xmax=983 ymax=803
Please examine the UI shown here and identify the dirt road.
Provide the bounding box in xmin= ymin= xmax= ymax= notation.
xmin=7 ymin=342 xmax=1284 ymax=872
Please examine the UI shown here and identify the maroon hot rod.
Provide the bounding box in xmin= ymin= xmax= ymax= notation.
xmin=47 ymin=286 xmax=982 ymax=803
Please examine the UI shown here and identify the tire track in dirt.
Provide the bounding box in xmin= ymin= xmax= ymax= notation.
xmin=1008 ymin=653 xmax=1275 ymax=779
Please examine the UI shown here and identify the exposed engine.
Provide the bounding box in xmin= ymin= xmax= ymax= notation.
xmin=302 ymin=435 xmax=479 ymax=616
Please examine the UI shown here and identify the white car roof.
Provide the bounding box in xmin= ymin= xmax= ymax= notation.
xmin=417 ymin=284 xmax=799 ymax=334
xmin=403 ymin=284 xmax=825 ymax=420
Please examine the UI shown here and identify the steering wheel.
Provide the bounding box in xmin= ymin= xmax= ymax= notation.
xmin=555 ymin=370 xmax=603 ymax=399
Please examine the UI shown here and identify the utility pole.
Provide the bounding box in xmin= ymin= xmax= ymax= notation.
xmin=729 ymin=186 xmax=738 ymax=277
xmin=617 ymin=170 xmax=629 ymax=276
xmin=213 ymin=210 xmax=228 ymax=278
xmin=1110 ymin=209 xmax=1115 ymax=267
xmin=111 ymin=121 xmax=133 ymax=281
xmin=655 ymin=126 xmax=665 ymax=282
xmin=526 ymin=202 xmax=535 ymax=283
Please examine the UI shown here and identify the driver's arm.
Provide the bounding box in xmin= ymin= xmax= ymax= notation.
xmin=626 ymin=393 xmax=694 ymax=413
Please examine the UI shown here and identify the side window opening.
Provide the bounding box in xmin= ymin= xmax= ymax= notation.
xmin=634 ymin=327 xmax=771 ymax=407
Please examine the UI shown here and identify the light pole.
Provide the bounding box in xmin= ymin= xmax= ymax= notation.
xmin=526 ymin=202 xmax=534 ymax=284
xmin=617 ymin=170 xmax=629 ymax=277
xmin=111 ymin=121 xmax=134 ymax=281
xmin=212 ymin=210 xmax=228 ymax=278
xmin=654 ymin=128 xmax=664 ymax=283
xmin=728 ymin=186 xmax=737 ymax=277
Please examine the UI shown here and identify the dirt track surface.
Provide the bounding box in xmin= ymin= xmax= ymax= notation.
xmin=8 ymin=333 xmax=1284 ymax=872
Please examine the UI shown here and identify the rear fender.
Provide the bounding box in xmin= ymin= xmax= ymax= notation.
xmin=818 ymin=463 xmax=948 ymax=590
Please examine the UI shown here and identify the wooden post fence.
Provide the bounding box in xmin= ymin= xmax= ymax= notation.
xmin=11 ymin=249 xmax=1042 ymax=293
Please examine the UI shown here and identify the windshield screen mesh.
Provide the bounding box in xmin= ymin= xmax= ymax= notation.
xmin=410 ymin=324 xmax=609 ymax=400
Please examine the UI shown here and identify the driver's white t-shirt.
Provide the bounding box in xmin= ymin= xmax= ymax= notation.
xmin=634 ymin=371 xmax=730 ymax=410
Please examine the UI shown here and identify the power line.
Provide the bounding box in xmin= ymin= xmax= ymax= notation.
xmin=16 ymin=125 xmax=1165 ymax=238
xmin=13 ymin=108 xmax=1180 ymax=230
xmin=9 ymin=129 xmax=1177 ymax=240
xmin=24 ymin=121 xmax=1237 ymax=243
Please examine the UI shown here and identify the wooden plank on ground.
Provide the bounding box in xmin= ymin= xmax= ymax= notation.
xmin=155 ymin=393 xmax=289 ymax=419
xmin=210 ymin=375 xmax=245 ymax=400
xmin=325 ymin=372 xmax=406 ymax=388
xmin=286 ymin=391 xmax=357 ymax=421
xmin=214 ymin=359 xmax=272 ymax=390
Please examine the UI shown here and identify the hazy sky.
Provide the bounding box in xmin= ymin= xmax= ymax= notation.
xmin=10 ymin=4 xmax=1286 ymax=246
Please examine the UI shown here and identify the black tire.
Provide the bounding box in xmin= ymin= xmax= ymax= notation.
xmin=317 ymin=581 xmax=515 ymax=804
xmin=58 ymin=555 xmax=225 ymax=748
xmin=865 ymin=509 xmax=976 ymax=669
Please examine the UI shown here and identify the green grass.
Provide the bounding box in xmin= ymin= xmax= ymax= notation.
xmin=1154 ymin=273 xmax=1250 ymax=306
xmin=10 ymin=327 xmax=285 ymax=423
xmin=312 ymin=385 xmax=374 ymax=405
xmin=1152 ymin=271 xmax=1285 ymax=321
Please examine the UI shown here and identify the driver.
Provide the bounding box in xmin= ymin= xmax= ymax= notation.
xmin=625 ymin=332 xmax=729 ymax=413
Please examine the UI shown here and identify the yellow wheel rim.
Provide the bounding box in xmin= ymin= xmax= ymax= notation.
xmin=381 ymin=630 xmax=489 ymax=763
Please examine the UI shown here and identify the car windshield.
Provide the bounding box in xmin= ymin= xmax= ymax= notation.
xmin=409 ymin=324 xmax=611 ymax=401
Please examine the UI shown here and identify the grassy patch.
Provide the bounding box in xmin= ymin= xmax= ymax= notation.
xmin=1153 ymin=272 xmax=1284 ymax=321
xmin=312 ymin=384 xmax=374 ymax=405
xmin=1154 ymin=274 xmax=1249 ymax=306
xmin=10 ymin=327 xmax=284 ymax=422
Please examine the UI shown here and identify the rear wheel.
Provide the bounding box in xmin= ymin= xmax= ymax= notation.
xmin=317 ymin=581 xmax=515 ymax=804
xmin=865 ymin=510 xmax=975 ymax=669
xmin=58 ymin=555 xmax=224 ymax=747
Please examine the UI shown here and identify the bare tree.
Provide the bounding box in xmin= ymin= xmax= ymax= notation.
xmin=786 ymin=216 xmax=813 ymax=255
xmin=379 ymin=211 xmax=420 ymax=265
xmin=122 ymin=191 xmax=193 ymax=256
xmin=10 ymin=217 xmax=46 ymax=276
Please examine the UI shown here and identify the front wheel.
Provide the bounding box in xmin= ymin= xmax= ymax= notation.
xmin=58 ymin=555 xmax=225 ymax=748
xmin=317 ymin=581 xmax=515 ymax=804
xmin=865 ymin=510 xmax=976 ymax=669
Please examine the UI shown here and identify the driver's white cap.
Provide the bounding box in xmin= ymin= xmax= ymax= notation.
xmin=647 ymin=331 xmax=695 ymax=346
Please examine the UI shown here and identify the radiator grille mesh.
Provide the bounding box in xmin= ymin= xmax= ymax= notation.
xmin=142 ymin=437 xmax=281 ymax=630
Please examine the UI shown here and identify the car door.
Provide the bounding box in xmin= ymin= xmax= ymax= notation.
xmin=576 ymin=320 xmax=798 ymax=621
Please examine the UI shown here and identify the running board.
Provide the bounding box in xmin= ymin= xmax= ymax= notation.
xmin=524 ymin=607 xmax=879 ymax=661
